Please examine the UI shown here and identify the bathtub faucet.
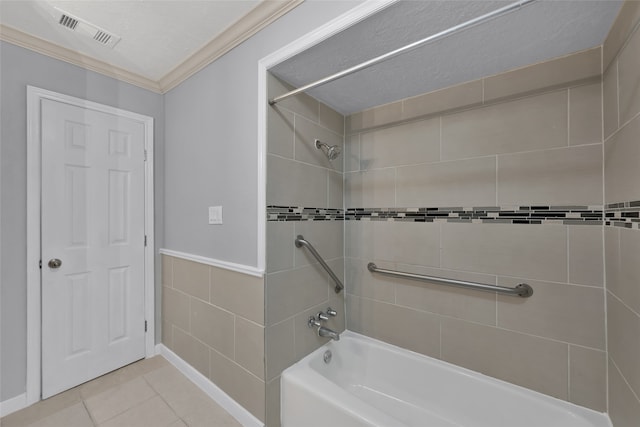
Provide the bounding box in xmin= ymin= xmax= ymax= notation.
xmin=308 ymin=315 xmax=340 ymax=341
xmin=318 ymin=326 xmax=340 ymax=341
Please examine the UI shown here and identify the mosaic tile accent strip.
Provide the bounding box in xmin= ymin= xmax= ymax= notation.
xmin=345 ymin=206 xmax=603 ymax=225
xmin=267 ymin=205 xmax=604 ymax=225
xmin=267 ymin=206 xmax=344 ymax=221
xmin=605 ymin=200 xmax=640 ymax=230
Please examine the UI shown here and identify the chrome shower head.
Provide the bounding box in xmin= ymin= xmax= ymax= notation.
xmin=315 ymin=139 xmax=342 ymax=161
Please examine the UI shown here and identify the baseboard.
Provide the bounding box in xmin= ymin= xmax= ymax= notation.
xmin=0 ymin=393 xmax=28 ymax=418
xmin=157 ymin=344 xmax=264 ymax=427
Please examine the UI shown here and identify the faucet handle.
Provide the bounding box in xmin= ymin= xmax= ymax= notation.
xmin=326 ymin=307 xmax=338 ymax=317
xmin=317 ymin=312 xmax=330 ymax=321
xmin=308 ymin=316 xmax=321 ymax=328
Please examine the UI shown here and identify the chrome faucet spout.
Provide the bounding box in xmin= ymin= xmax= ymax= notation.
xmin=318 ymin=326 xmax=340 ymax=341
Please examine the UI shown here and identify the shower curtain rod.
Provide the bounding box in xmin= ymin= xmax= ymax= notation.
xmin=269 ymin=0 xmax=536 ymax=106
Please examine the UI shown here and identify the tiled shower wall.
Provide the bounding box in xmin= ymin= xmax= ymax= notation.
xmin=265 ymin=74 xmax=345 ymax=426
xmin=343 ymin=48 xmax=607 ymax=412
xmin=161 ymin=255 xmax=265 ymax=421
xmin=603 ymin=2 xmax=640 ymax=424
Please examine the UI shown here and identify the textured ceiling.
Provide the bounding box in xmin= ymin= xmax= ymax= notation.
xmin=0 ymin=0 xmax=260 ymax=81
xmin=270 ymin=0 xmax=623 ymax=114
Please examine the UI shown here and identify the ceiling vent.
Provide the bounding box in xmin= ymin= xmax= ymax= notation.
xmin=55 ymin=8 xmax=121 ymax=49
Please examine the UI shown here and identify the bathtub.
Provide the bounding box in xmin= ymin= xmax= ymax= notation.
xmin=281 ymin=331 xmax=611 ymax=427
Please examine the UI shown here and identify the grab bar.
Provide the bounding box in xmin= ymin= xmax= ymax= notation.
xmin=367 ymin=263 xmax=533 ymax=298
xmin=295 ymin=235 xmax=344 ymax=293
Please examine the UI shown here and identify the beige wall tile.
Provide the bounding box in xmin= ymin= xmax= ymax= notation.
xmin=603 ymin=63 xmax=619 ymax=140
xmin=234 ymin=317 xmax=265 ymax=380
xmin=617 ymin=26 xmax=640 ymax=125
xmin=173 ymin=258 xmax=209 ymax=301
xmin=616 ymin=229 xmax=640 ymax=314
xmin=569 ymin=346 xmax=606 ymax=412
xmin=266 ymin=221 xmax=295 ymax=273
xmin=360 ymin=119 xmax=440 ymax=169
xmin=497 ymin=279 xmax=605 ymax=349
xmin=268 ymin=74 xmax=318 ymax=122
xmin=605 ymin=226 xmax=621 ymax=292
xmin=441 ymin=318 xmax=569 ymax=400
xmin=402 ymin=80 xmax=483 ymax=120
xmin=609 ymin=358 xmax=640 ymax=427
xmin=294 ymin=221 xmax=343 ymax=268
xmin=210 ymin=267 xmax=264 ymax=325
xmin=209 ymin=349 xmax=265 ymax=422
xmin=266 ymin=377 xmax=281 ymax=427
xmin=394 ymin=265 xmax=497 ymax=326
xmin=605 ymin=115 xmax=640 ymax=203
xmin=173 ymin=327 xmax=210 ymax=378
xmin=328 ymin=170 xmax=344 ymax=210
xmin=607 ymin=292 xmax=640 ymax=398
xmin=396 ymin=157 xmax=496 ymax=207
xmin=345 ymin=257 xmax=396 ymax=303
xmin=483 ymin=48 xmax=601 ymax=102
xmin=190 ymin=298 xmax=235 ymax=358
xmin=265 ymin=318 xmax=296 ymax=381
xmin=344 ymin=168 xmax=395 ymax=209
xmin=162 ymin=286 xmax=190 ymax=333
xmin=604 ymin=0 xmax=640 ymax=68
xmin=294 ymin=115 xmax=343 ymax=171
xmin=344 ymin=134 xmax=360 ymax=172
xmin=267 ymin=107 xmax=294 ymax=159
xmin=162 ymin=255 xmax=173 ymax=288
xmin=348 ymin=101 xmax=402 ymax=132
xmin=497 ymin=145 xmax=602 ymax=206
xmin=346 ymin=295 xmax=440 ymax=358
xmin=346 ymin=221 xmax=440 ymax=267
xmin=266 ymin=264 xmax=329 ymax=326
xmin=267 ymin=154 xmax=327 ymax=207
xmin=441 ymin=223 xmax=568 ymax=282
xmin=319 ymin=103 xmax=345 ymax=136
xmin=442 ymin=91 xmax=567 ymax=160
xmin=568 ymin=226 xmax=604 ymax=287
xmin=162 ymin=320 xmax=173 ymax=349
xmin=569 ymin=83 xmax=603 ymax=146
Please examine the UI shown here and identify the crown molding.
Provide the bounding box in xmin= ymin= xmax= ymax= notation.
xmin=0 ymin=0 xmax=303 ymax=94
xmin=0 ymin=24 xmax=162 ymax=93
xmin=158 ymin=0 xmax=304 ymax=93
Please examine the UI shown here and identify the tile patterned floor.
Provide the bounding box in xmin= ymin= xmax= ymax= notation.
xmin=1 ymin=356 xmax=242 ymax=427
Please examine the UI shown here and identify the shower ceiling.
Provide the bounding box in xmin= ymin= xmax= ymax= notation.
xmin=269 ymin=0 xmax=623 ymax=115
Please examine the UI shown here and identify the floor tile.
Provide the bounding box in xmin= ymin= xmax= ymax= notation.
xmin=1 ymin=388 xmax=82 ymax=427
xmin=97 ymin=396 xmax=177 ymax=427
xmin=84 ymin=377 xmax=156 ymax=424
xmin=26 ymin=403 xmax=93 ymax=427
xmin=2 ymin=356 xmax=240 ymax=427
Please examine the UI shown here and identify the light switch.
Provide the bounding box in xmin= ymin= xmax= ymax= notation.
xmin=208 ymin=206 xmax=223 ymax=225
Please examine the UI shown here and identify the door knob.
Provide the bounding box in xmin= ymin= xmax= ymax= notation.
xmin=48 ymin=258 xmax=62 ymax=269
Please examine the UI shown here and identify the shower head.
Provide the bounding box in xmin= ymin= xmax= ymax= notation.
xmin=315 ymin=139 xmax=342 ymax=161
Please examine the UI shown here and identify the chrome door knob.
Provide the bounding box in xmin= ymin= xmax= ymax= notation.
xmin=48 ymin=258 xmax=62 ymax=269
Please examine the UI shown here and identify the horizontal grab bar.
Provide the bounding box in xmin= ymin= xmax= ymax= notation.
xmin=367 ymin=263 xmax=533 ymax=298
xmin=295 ymin=235 xmax=344 ymax=293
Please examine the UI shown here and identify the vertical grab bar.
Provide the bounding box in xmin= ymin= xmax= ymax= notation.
xmin=295 ymin=235 xmax=344 ymax=293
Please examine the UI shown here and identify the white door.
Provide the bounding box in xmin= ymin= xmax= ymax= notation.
xmin=41 ymin=99 xmax=147 ymax=398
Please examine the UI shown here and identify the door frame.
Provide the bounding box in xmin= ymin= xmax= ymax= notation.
xmin=26 ymin=86 xmax=155 ymax=405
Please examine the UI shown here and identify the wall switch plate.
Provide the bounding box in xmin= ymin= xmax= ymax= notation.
xmin=208 ymin=206 xmax=223 ymax=225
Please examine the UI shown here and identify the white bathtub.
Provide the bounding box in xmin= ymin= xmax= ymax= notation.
xmin=281 ymin=331 xmax=611 ymax=427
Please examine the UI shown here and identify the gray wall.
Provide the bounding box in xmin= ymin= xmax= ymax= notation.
xmin=0 ymin=41 xmax=165 ymax=401
xmin=163 ymin=0 xmax=359 ymax=267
